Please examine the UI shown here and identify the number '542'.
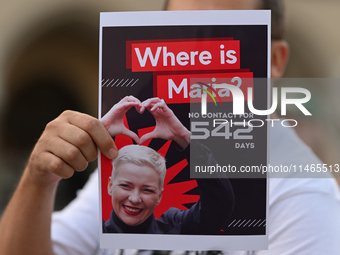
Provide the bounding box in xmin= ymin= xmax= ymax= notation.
xmin=191 ymin=121 xmax=253 ymax=140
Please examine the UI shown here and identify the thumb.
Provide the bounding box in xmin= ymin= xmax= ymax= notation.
xmin=121 ymin=129 xmax=141 ymax=145
xmin=139 ymin=131 xmax=157 ymax=145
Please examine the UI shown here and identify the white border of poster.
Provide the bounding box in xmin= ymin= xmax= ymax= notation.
xmin=99 ymin=10 xmax=270 ymax=251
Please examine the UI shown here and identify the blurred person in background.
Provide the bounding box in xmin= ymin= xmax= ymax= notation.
xmin=1 ymin=0 xmax=340 ymax=255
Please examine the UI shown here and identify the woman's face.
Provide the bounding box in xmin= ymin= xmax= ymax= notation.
xmin=108 ymin=162 xmax=163 ymax=226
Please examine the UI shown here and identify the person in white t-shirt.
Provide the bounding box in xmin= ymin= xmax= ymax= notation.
xmin=52 ymin=124 xmax=340 ymax=255
xmin=1 ymin=0 xmax=340 ymax=254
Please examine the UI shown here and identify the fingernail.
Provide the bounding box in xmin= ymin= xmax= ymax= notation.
xmin=109 ymin=148 xmax=118 ymax=159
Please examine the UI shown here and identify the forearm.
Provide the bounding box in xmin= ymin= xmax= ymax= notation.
xmin=0 ymin=110 xmax=117 ymax=255
xmin=191 ymin=141 xmax=235 ymax=231
xmin=173 ymin=128 xmax=191 ymax=150
xmin=0 ymin=167 xmax=58 ymax=255
xmin=179 ymin=140 xmax=234 ymax=234
xmin=196 ymin=178 xmax=234 ymax=231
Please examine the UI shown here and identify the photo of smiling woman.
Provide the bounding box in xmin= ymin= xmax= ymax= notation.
xmin=101 ymin=96 xmax=235 ymax=235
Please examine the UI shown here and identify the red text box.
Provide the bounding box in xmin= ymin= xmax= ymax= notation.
xmin=131 ymin=40 xmax=240 ymax=72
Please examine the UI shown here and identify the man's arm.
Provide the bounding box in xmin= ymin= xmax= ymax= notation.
xmin=0 ymin=110 xmax=117 ymax=255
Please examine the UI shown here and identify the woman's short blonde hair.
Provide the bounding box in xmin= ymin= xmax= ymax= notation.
xmin=111 ymin=145 xmax=166 ymax=189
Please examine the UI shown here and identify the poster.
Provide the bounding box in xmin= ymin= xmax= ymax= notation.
xmin=99 ymin=10 xmax=270 ymax=251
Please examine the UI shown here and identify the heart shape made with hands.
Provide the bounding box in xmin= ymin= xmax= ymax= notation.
xmin=119 ymin=107 xmax=157 ymax=146
xmin=112 ymin=97 xmax=171 ymax=145
xmin=103 ymin=96 xmax=189 ymax=148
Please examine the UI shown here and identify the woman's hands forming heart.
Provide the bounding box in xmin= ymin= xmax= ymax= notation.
xmin=101 ymin=96 xmax=191 ymax=149
xmin=101 ymin=96 xmax=142 ymax=144
xmin=139 ymin=97 xmax=190 ymax=149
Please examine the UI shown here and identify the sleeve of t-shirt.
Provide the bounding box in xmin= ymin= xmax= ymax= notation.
xmin=256 ymin=184 xmax=340 ymax=255
xmin=224 ymin=125 xmax=340 ymax=254
xmin=253 ymin=125 xmax=340 ymax=255
xmin=51 ymin=170 xmax=101 ymax=255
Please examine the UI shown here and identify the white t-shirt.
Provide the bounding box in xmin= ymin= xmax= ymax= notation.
xmin=51 ymin=125 xmax=340 ymax=255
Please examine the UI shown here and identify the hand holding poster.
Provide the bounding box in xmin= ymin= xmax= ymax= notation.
xmin=99 ymin=10 xmax=270 ymax=251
